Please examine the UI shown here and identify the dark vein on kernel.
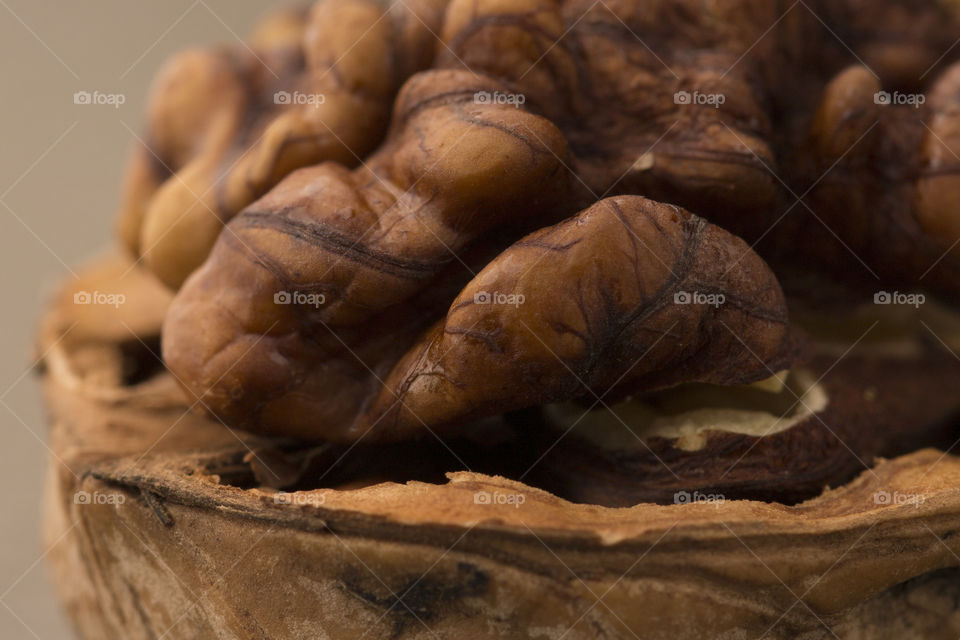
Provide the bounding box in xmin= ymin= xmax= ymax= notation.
xmin=395 ymin=87 xmax=498 ymax=126
xmin=238 ymin=210 xmax=452 ymax=278
xmin=456 ymin=111 xmax=557 ymax=158
xmin=512 ymin=237 xmax=584 ymax=252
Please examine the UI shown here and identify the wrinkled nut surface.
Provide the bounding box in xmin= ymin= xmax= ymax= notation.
xmin=125 ymin=0 xmax=960 ymax=292
xmin=124 ymin=1 xmax=960 ymax=485
xmin=363 ymin=197 xmax=797 ymax=438
xmin=165 ymin=192 xmax=796 ymax=441
xmin=119 ymin=0 xmax=448 ymax=288
xmin=785 ymin=61 xmax=960 ymax=296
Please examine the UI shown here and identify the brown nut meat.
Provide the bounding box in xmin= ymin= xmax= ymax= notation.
xmin=155 ymin=0 xmax=960 ymax=442
xmin=434 ymin=0 xmax=960 ymax=248
xmin=124 ymin=0 xmax=960 ymax=499
xmin=772 ymin=62 xmax=960 ymax=297
xmin=163 ymin=68 xmax=574 ymax=441
xmin=436 ymin=0 xmax=785 ymax=226
xmin=164 ymin=189 xmax=798 ymax=442
xmin=118 ymin=0 xmax=449 ymax=289
xmin=362 ymin=196 xmax=799 ymax=438
xmin=125 ymin=0 xmax=960 ymax=296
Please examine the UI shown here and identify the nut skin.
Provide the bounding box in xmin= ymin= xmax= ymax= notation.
xmin=163 ymin=69 xmax=573 ymax=441
xmin=144 ymin=2 xmax=960 ymax=465
xmin=436 ymin=0 xmax=784 ymax=225
xmin=433 ymin=0 xmax=960 ymax=290
xmin=164 ymin=183 xmax=797 ymax=442
xmin=915 ymin=63 xmax=960 ymax=248
xmin=125 ymin=0 xmax=960 ymax=293
xmin=118 ymin=0 xmax=450 ymax=289
xmin=121 ymin=0 xmax=960 ymax=293
xmin=770 ymin=61 xmax=960 ymax=298
xmin=363 ymin=196 xmax=797 ymax=439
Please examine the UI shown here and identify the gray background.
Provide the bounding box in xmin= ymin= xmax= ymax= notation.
xmin=0 ymin=2 xmax=269 ymax=637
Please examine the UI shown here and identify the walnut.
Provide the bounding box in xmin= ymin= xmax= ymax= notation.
xmin=153 ymin=0 xmax=960 ymax=451
xmin=35 ymin=1 xmax=960 ymax=638
xmin=166 ymin=187 xmax=798 ymax=440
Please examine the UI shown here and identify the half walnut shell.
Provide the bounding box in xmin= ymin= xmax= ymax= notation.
xmin=39 ymin=257 xmax=960 ymax=639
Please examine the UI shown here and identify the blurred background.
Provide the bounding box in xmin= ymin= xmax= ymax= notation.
xmin=0 ymin=2 xmax=272 ymax=637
